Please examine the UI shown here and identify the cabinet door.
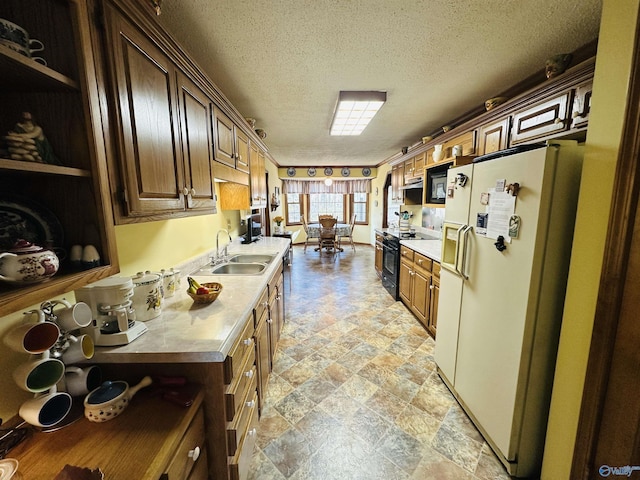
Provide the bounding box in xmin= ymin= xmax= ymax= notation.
xmin=374 ymin=238 xmax=384 ymax=277
xmin=236 ymin=129 xmax=250 ymax=173
xmin=571 ymin=80 xmax=592 ymax=130
xmin=177 ymin=72 xmax=216 ymax=212
xmin=398 ymin=260 xmax=412 ymax=304
xmin=428 ymin=275 xmax=439 ymax=338
xmin=477 ymin=117 xmax=510 ymax=155
xmin=510 ymin=92 xmax=571 ymax=144
xmin=254 ymin=308 xmax=270 ymax=414
xmin=411 ymin=269 xmax=430 ymax=326
xmin=104 ymin=5 xmax=185 ymax=215
xmin=257 ymin=150 xmax=268 ymax=207
xmin=213 ymin=106 xmax=236 ymax=168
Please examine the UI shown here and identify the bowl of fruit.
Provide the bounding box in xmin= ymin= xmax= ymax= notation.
xmin=187 ymin=277 xmax=223 ymax=304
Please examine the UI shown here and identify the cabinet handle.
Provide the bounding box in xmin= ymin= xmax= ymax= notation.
xmin=276 ymin=295 xmax=281 ymax=300
xmin=430 ymin=285 xmax=434 ymax=290
xmin=190 ymin=188 xmax=196 ymax=196
xmin=417 ymin=259 xmax=423 ymax=265
xmin=554 ymin=118 xmax=564 ymax=125
xmin=245 ymin=369 xmax=254 ymax=378
xmin=243 ymin=338 xmax=253 ymax=346
xmin=263 ymin=301 xmax=269 ymax=307
xmin=246 ymin=399 xmax=256 ymax=408
xmin=248 ymin=428 xmax=257 ymax=437
xmin=188 ymin=446 xmax=200 ymax=462
xmin=182 ymin=187 xmax=189 ymax=196
xmin=267 ymin=318 xmax=273 ymax=324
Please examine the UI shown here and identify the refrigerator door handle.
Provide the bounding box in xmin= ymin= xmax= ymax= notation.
xmin=453 ymin=224 xmax=466 ymax=276
xmin=459 ymin=225 xmax=473 ymax=279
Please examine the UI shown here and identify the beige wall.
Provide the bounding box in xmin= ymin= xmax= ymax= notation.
xmin=541 ymin=0 xmax=640 ymax=477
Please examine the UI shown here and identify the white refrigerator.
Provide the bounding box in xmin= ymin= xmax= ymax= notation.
xmin=434 ymin=141 xmax=583 ymax=478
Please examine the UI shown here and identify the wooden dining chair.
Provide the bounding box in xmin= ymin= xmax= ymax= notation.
xmin=301 ymin=215 xmax=319 ymax=253
xmin=338 ymin=212 xmax=357 ymax=251
xmin=318 ymin=217 xmax=338 ymax=253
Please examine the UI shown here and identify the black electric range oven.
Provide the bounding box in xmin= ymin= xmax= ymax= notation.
xmin=381 ymin=231 xmax=434 ymax=300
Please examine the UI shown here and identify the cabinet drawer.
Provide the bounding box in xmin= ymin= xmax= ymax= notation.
xmin=187 ymin=447 xmax=208 ymax=480
xmin=510 ymin=92 xmax=571 ymax=144
xmin=224 ymin=316 xmax=255 ymax=384
xmin=400 ymin=246 xmax=414 ymax=262
xmin=227 ymin=384 xmax=258 ymax=456
xmin=413 ymin=253 xmax=432 ymax=273
xmin=225 ymin=354 xmax=257 ymax=422
xmin=228 ymin=390 xmax=259 ymax=480
xmin=254 ymin=287 xmax=269 ymax=328
xmin=162 ymin=407 xmax=206 ymax=480
xmin=432 ymin=261 xmax=441 ymax=278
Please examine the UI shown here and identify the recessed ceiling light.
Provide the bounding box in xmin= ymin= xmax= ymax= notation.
xmin=330 ymin=91 xmax=386 ymax=136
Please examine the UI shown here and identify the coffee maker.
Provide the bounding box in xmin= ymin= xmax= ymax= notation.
xmin=75 ymin=276 xmax=147 ymax=346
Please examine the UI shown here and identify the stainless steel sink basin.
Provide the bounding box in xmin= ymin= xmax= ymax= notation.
xmin=227 ymin=254 xmax=275 ymax=264
xmin=209 ymin=262 xmax=267 ymax=275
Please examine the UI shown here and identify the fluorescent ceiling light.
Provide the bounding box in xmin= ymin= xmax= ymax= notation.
xmin=330 ymin=91 xmax=386 ymax=136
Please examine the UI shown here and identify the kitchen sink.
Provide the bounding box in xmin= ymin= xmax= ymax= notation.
xmin=227 ymin=254 xmax=275 ymax=264
xmin=191 ymin=262 xmax=267 ymax=276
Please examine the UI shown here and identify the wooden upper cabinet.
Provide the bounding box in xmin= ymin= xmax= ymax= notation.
xmin=571 ymin=80 xmax=592 ymax=130
xmin=236 ymin=129 xmax=250 ymax=174
xmin=510 ymin=92 xmax=572 ymax=144
xmin=213 ymin=106 xmax=238 ymax=168
xmin=177 ymin=72 xmax=216 ymax=212
xmin=248 ymin=143 xmax=267 ymax=208
xmin=103 ymin=3 xmax=185 ymax=216
xmin=477 ymin=117 xmax=510 ymax=156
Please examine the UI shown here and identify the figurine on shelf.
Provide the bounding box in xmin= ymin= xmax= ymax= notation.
xmin=4 ymin=112 xmax=62 ymax=165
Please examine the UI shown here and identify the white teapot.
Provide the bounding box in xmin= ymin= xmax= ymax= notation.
xmin=0 ymin=239 xmax=59 ymax=284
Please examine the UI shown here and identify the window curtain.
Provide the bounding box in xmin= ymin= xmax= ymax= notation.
xmin=283 ymin=179 xmax=371 ymax=194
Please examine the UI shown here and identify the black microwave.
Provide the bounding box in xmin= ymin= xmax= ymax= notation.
xmin=425 ymin=166 xmax=448 ymax=204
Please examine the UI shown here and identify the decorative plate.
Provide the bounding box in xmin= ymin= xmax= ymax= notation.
xmin=324 ymin=167 xmax=333 ymax=176
xmin=307 ymin=167 xmax=316 ymax=177
xmin=341 ymin=167 xmax=350 ymax=177
xmin=286 ymin=167 xmax=296 ymax=177
xmin=0 ymin=195 xmax=64 ymax=250
xmin=362 ymin=167 xmax=371 ymax=177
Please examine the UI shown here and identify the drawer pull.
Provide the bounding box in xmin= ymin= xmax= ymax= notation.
xmin=245 ymin=399 xmax=256 ymax=408
xmin=188 ymin=446 xmax=200 ymax=462
xmin=244 ymin=370 xmax=254 ymax=378
xmin=243 ymin=338 xmax=253 ymax=346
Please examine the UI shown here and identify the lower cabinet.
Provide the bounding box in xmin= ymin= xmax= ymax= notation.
xmin=399 ymin=245 xmax=440 ymax=338
xmin=11 ymin=387 xmax=207 ymax=479
xmin=374 ymin=233 xmax=384 ymax=278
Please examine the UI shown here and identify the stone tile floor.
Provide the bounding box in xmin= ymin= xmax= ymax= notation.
xmin=248 ymin=244 xmax=511 ymax=480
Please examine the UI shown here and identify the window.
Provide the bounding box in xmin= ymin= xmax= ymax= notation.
xmin=286 ymin=193 xmax=302 ymax=224
xmin=351 ymin=192 xmax=368 ymax=225
xmin=309 ymin=193 xmax=345 ymax=222
xmin=285 ymin=193 xmax=368 ymax=225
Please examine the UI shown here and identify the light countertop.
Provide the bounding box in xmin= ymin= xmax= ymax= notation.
xmin=90 ymin=237 xmax=290 ymax=364
xmin=400 ymin=239 xmax=442 ymax=263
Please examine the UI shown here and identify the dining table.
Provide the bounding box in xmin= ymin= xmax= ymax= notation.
xmin=308 ymin=223 xmax=350 ymax=252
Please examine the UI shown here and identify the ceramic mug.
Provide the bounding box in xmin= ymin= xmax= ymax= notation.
xmin=13 ymin=350 xmax=65 ymax=393
xmin=3 ymin=310 xmax=60 ymax=354
xmin=53 ymin=299 xmax=92 ymax=331
xmin=61 ymin=334 xmax=94 ymax=364
xmin=19 ymin=385 xmax=72 ymax=428
xmin=63 ymin=365 xmax=101 ymax=397
xmin=160 ymin=268 xmax=176 ymax=298
xmin=0 ymin=19 xmax=45 ymax=55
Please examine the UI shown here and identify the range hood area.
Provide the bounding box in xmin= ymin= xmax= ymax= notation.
xmin=400 ymin=180 xmax=423 ymax=190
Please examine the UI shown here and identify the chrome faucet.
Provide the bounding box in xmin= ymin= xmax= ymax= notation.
xmin=215 ymin=229 xmax=232 ymax=263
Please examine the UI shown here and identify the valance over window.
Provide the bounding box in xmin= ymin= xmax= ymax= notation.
xmin=283 ymin=179 xmax=371 ymax=194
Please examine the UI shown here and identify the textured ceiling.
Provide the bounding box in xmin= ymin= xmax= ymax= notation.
xmin=157 ymin=0 xmax=602 ymax=167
